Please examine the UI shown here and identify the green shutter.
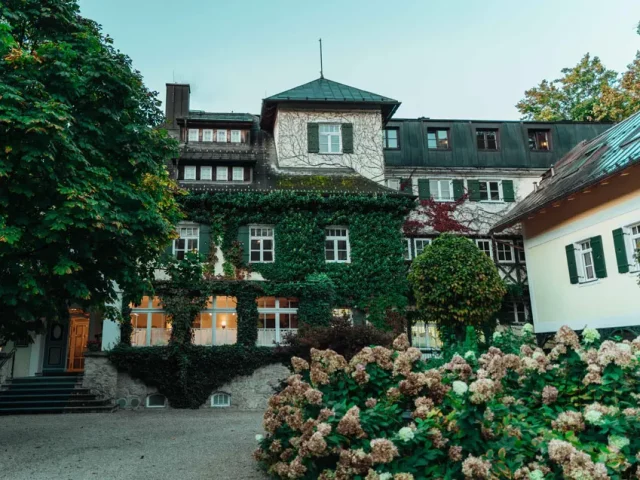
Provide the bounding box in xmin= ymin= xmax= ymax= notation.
xmin=502 ymin=180 xmax=515 ymax=202
xmin=452 ymin=180 xmax=464 ymax=200
xmin=342 ymin=123 xmax=354 ymax=153
xmin=468 ymin=180 xmax=481 ymax=202
xmin=612 ymin=228 xmax=630 ymax=273
xmin=307 ymin=123 xmax=319 ymax=153
xmin=417 ymin=179 xmax=430 ymax=200
xmin=565 ymin=244 xmax=579 ymax=284
xmin=237 ymin=226 xmax=250 ymax=264
xmin=400 ymin=178 xmax=413 ymax=194
xmin=590 ymin=235 xmax=607 ymax=278
xmin=199 ymin=224 xmax=211 ymax=260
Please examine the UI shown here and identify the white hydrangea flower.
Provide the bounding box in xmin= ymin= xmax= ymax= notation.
xmin=255 ymin=434 xmax=264 ymax=442
xmin=464 ymin=351 xmax=476 ymax=361
xmin=379 ymin=474 xmax=393 ymax=480
xmin=522 ymin=323 xmax=534 ymax=334
xmin=532 ymin=351 xmax=545 ymax=360
xmin=493 ymin=331 xmax=502 ymax=341
xmin=584 ymin=410 xmax=604 ymax=425
xmin=452 ymin=380 xmax=469 ymax=396
xmin=529 ymin=470 xmax=544 ymax=480
xmin=398 ymin=426 xmax=415 ymax=442
xmin=618 ymin=343 xmax=632 ymax=353
xmin=582 ymin=327 xmax=601 ymax=344
xmin=609 ymin=435 xmax=630 ymax=450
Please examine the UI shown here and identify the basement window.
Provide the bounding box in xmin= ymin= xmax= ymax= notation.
xmin=210 ymin=392 xmax=231 ymax=408
xmin=146 ymin=394 xmax=167 ymax=408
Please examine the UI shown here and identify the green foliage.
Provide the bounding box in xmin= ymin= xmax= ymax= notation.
xmin=408 ymin=234 xmax=506 ymax=339
xmin=0 ymin=0 xmax=182 ymax=341
xmin=256 ymin=326 xmax=640 ymax=479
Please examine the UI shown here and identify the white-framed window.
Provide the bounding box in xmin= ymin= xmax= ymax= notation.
xmin=250 ymin=226 xmax=274 ymax=263
xmin=627 ymin=224 xmax=640 ymax=272
xmin=146 ymin=394 xmax=167 ymax=408
xmin=231 ymin=130 xmax=241 ymax=143
xmin=257 ymin=297 xmax=299 ymax=346
xmin=496 ymin=240 xmax=514 ymax=263
xmin=193 ymin=296 xmax=238 ymax=346
xmin=202 ymin=129 xmax=214 ymax=142
xmin=478 ymin=180 xmax=502 ymax=202
xmin=184 ymin=166 xmax=197 ymax=181
xmin=216 ymin=166 xmax=228 ymax=181
xmin=475 ymin=239 xmax=493 ymax=259
xmin=232 ymin=167 xmax=244 ymax=182
xmin=506 ymin=302 xmax=528 ymax=324
xmin=325 ymin=227 xmax=350 ymax=263
xmin=414 ymin=238 xmax=432 ymax=257
xmin=387 ymin=179 xmax=400 ymax=191
xmin=319 ymin=124 xmax=341 ymax=154
xmin=429 ymin=179 xmax=454 ymax=201
xmin=210 ymin=392 xmax=231 ymax=408
xmin=575 ymin=239 xmax=596 ymax=283
xmin=514 ymin=239 xmax=526 ymax=263
xmin=174 ymin=226 xmax=199 ymax=260
xmin=188 ymin=129 xmax=199 ymax=142
xmin=129 ymin=296 xmax=171 ymax=347
xmin=404 ymin=238 xmax=412 ymax=260
xmin=411 ymin=321 xmax=442 ymax=349
xmin=216 ymin=129 xmax=227 ymax=142
xmin=200 ymin=166 xmax=212 ymax=181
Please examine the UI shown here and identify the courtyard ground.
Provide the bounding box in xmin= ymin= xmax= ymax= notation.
xmin=0 ymin=409 xmax=268 ymax=480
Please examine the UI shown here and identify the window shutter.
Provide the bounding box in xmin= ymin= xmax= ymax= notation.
xmin=244 ymin=167 xmax=251 ymax=182
xmin=502 ymin=180 xmax=515 ymax=202
xmin=565 ymin=244 xmax=579 ymax=284
xmin=342 ymin=123 xmax=354 ymax=153
xmin=590 ymin=235 xmax=607 ymax=278
xmin=237 ymin=226 xmax=250 ymax=264
xmin=452 ymin=180 xmax=464 ymax=200
xmin=468 ymin=180 xmax=481 ymax=202
xmin=199 ymin=225 xmax=211 ymax=260
xmin=612 ymin=228 xmax=630 ymax=273
xmin=400 ymin=178 xmax=413 ymax=194
xmin=307 ymin=123 xmax=319 ymax=153
xmin=417 ymin=179 xmax=430 ymax=200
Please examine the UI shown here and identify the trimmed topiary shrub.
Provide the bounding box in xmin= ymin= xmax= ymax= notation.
xmin=255 ymin=326 xmax=640 ymax=479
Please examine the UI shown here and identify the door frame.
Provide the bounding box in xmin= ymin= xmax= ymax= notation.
xmin=67 ymin=313 xmax=90 ymax=372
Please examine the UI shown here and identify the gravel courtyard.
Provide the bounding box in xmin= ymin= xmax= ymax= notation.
xmin=0 ymin=410 xmax=268 ymax=480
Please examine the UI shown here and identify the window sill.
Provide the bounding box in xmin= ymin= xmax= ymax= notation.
xmin=497 ymin=261 xmax=516 ymax=264
xmin=478 ymin=200 xmax=505 ymax=204
xmin=317 ymin=152 xmax=343 ymax=155
xmin=326 ymin=260 xmax=351 ymax=264
xmin=249 ymin=261 xmax=275 ymax=264
xmin=577 ymin=279 xmax=599 ymax=287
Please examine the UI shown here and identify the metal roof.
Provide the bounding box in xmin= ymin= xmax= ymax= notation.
xmin=491 ymin=111 xmax=640 ymax=232
xmin=184 ymin=112 xmax=256 ymax=123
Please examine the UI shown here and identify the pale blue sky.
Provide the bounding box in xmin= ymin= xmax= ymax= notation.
xmin=78 ymin=0 xmax=639 ymax=119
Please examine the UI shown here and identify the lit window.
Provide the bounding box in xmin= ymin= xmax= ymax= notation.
xmin=193 ymin=297 xmax=238 ymax=346
xmin=188 ymin=129 xmax=199 ymax=142
xmin=250 ymin=226 xmax=274 ymax=263
xmin=514 ymin=239 xmax=526 ymax=263
xmin=319 ymin=124 xmax=341 ymax=154
xmin=210 ymin=392 xmax=231 ymax=407
xmin=528 ymin=130 xmax=550 ymax=151
xmin=217 ymin=129 xmax=227 ymax=142
xmin=630 ymin=224 xmax=640 ymax=271
xmin=256 ymin=297 xmax=299 ymax=346
xmin=129 ymin=296 xmax=171 ymax=347
xmin=404 ymin=238 xmax=412 ymax=260
xmin=478 ymin=180 xmax=502 ymax=202
xmin=230 ymin=130 xmax=241 ymax=143
xmin=216 ymin=166 xmax=228 ymax=181
xmin=387 ymin=179 xmax=400 ymax=190
xmin=427 ymin=128 xmax=450 ymax=149
xmin=476 ymin=129 xmax=498 ymax=150
xmin=475 ymin=239 xmax=493 ymax=259
xmin=200 ymin=166 xmax=212 ymax=181
xmin=411 ymin=321 xmax=442 ymax=349
xmin=184 ymin=166 xmax=196 ymax=181
xmin=414 ymin=238 xmax=432 ymax=257
xmin=576 ymin=240 xmax=596 ymax=282
xmin=232 ymin=167 xmax=244 ymax=182
xmin=202 ymin=129 xmax=214 ymax=142
xmin=174 ymin=226 xmax=199 ymax=260
xmin=325 ymin=227 xmax=350 ymax=263
xmin=496 ymin=240 xmax=514 ymax=263
xmin=429 ymin=179 xmax=453 ymax=201
xmin=383 ymin=128 xmax=399 ymax=149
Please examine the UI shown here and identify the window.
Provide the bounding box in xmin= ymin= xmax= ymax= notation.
xmin=319 ymin=124 xmax=341 ymax=154
xmin=505 ymin=302 xmax=527 ymax=324
xmin=257 ymin=297 xmax=299 ymax=346
xmin=404 ymin=238 xmax=412 ymax=261
xmin=383 ymin=128 xmax=399 ymax=149
xmin=174 ymin=226 xmax=199 ymax=260
xmin=475 ymin=239 xmax=493 ymax=259
xmin=427 ymin=128 xmax=450 ymax=150
xmin=429 ymin=179 xmax=453 ymax=201
xmin=188 ymin=129 xmax=199 ymax=142
xmin=202 ymin=129 xmax=214 ymax=142
xmin=414 ymin=238 xmax=432 ymax=257
xmin=387 ymin=179 xmax=400 ymax=191
xmin=528 ymin=129 xmax=550 ymax=151
xmin=411 ymin=321 xmax=442 ymax=349
xmin=232 ymin=167 xmax=244 ymax=182
xmin=630 ymin=224 xmax=640 ymax=271
xmin=217 ymin=129 xmax=227 ymax=142
xmin=129 ymin=296 xmax=171 ymax=346
xmin=476 ymin=129 xmax=498 ymax=150
xmin=210 ymin=392 xmax=231 ymax=408
xmin=250 ymin=226 xmax=274 ymax=263
xmin=576 ymin=240 xmax=596 ymax=282
xmin=514 ymin=239 xmax=526 ymax=263
xmin=200 ymin=166 xmax=212 ymax=181
xmin=184 ymin=166 xmax=196 ymax=181
xmin=496 ymin=240 xmax=514 ymax=263
xmin=146 ymin=394 xmax=167 ymax=408
xmin=230 ymin=130 xmax=241 ymax=143
xmin=325 ymin=227 xmax=350 ymax=263
xmin=478 ymin=180 xmax=501 ymax=202
xmin=193 ymin=296 xmax=238 ymax=346
xmin=216 ymin=166 xmax=228 ymax=181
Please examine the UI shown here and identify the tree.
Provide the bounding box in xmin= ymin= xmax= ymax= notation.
xmin=0 ymin=0 xmax=182 ymax=342
xmin=408 ymin=234 xmax=506 ymax=340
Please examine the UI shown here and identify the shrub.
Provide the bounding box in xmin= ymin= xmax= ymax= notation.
xmin=408 ymin=234 xmax=506 ymax=340
xmin=255 ymin=326 xmax=640 ymax=479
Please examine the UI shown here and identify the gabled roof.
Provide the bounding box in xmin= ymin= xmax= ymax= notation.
xmin=491 ymin=111 xmax=640 ymax=233
xmin=261 ymin=77 xmax=400 ymax=130
xmin=183 ymin=112 xmax=256 ymax=123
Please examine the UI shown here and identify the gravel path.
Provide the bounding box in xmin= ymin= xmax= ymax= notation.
xmin=0 ymin=409 xmax=268 ymax=480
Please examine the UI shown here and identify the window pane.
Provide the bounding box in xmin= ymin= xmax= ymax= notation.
xmin=263 ymin=239 xmax=273 ymax=251
xmin=263 ymin=251 xmax=273 ymax=262
xmin=217 ymin=130 xmax=227 ymax=142
xmin=487 ymin=133 xmax=497 ymax=150
xmin=232 ymin=167 xmax=244 ymax=181
xmin=201 ymin=167 xmax=212 ymax=180
xmin=265 ymin=314 xmax=276 ymax=329
xmin=250 ymin=251 xmax=260 ymax=262
xmin=216 ymin=167 xmax=228 ymax=181
xmin=476 ymin=132 xmax=486 ymax=149
xmin=479 ymin=182 xmax=488 ymax=200
xmin=279 ymin=313 xmax=290 ymax=329
xmin=338 ymin=249 xmax=348 ymax=261
xmin=427 ymin=133 xmax=437 ymax=149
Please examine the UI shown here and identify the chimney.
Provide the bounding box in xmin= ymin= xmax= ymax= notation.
xmin=533 ymin=182 xmax=538 ymax=192
xmin=165 ymin=83 xmax=190 ymax=129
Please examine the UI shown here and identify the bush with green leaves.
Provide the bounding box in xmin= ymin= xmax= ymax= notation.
xmin=255 ymin=325 xmax=640 ymax=479
xmin=408 ymin=234 xmax=506 ymax=340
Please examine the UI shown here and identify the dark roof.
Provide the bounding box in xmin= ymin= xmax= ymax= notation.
xmin=492 ymin=111 xmax=640 ymax=232
xmin=261 ymin=77 xmax=400 ymax=130
xmin=183 ymin=112 xmax=256 ymax=123
xmin=384 ymin=118 xmax=612 ymax=170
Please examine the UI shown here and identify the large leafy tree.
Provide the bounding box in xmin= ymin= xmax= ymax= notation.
xmin=0 ymin=0 xmax=182 ymax=342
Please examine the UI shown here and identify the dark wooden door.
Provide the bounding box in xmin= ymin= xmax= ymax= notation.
xmin=42 ymin=322 xmax=68 ymax=374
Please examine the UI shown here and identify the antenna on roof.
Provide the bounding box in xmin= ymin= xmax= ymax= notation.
xmin=319 ymin=38 xmax=324 ymax=79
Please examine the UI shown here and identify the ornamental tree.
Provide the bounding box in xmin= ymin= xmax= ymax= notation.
xmin=408 ymin=234 xmax=506 ymax=340
xmin=0 ymin=0 xmax=182 ymax=341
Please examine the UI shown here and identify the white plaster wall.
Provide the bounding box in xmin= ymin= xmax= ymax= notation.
xmin=524 ymin=193 xmax=640 ymax=333
xmin=274 ymin=109 xmax=385 ymax=184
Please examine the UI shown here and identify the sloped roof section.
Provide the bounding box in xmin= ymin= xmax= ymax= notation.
xmin=184 ymin=112 xmax=256 ymax=123
xmin=492 ymin=111 xmax=640 ymax=233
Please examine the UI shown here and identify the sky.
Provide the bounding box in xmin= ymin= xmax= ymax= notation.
xmin=78 ymin=0 xmax=640 ymax=120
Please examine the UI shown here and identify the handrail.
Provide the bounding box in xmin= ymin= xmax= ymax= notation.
xmin=0 ymin=347 xmax=17 ymax=382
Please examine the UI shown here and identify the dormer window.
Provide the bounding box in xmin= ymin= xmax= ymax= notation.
xmin=203 ymin=129 xmax=214 ymax=142
xmin=217 ymin=130 xmax=227 ymax=142
xmin=188 ymin=129 xmax=199 ymax=142
xmin=476 ymin=129 xmax=499 ymax=150
xmin=231 ymin=130 xmax=241 ymax=143
xmin=528 ymin=129 xmax=551 ymax=151
xmin=184 ymin=166 xmax=197 ymax=180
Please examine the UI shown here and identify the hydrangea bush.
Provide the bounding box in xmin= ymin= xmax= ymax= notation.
xmin=254 ymin=326 xmax=640 ymax=479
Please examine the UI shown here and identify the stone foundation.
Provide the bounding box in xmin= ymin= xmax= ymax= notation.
xmin=216 ymin=364 xmax=289 ymax=410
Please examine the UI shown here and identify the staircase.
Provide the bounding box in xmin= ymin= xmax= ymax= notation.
xmin=0 ymin=374 xmax=115 ymax=415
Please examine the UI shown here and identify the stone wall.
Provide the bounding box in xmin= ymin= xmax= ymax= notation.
xmin=215 ymin=364 xmax=289 ymax=410
xmin=82 ymin=352 xmax=118 ymax=399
